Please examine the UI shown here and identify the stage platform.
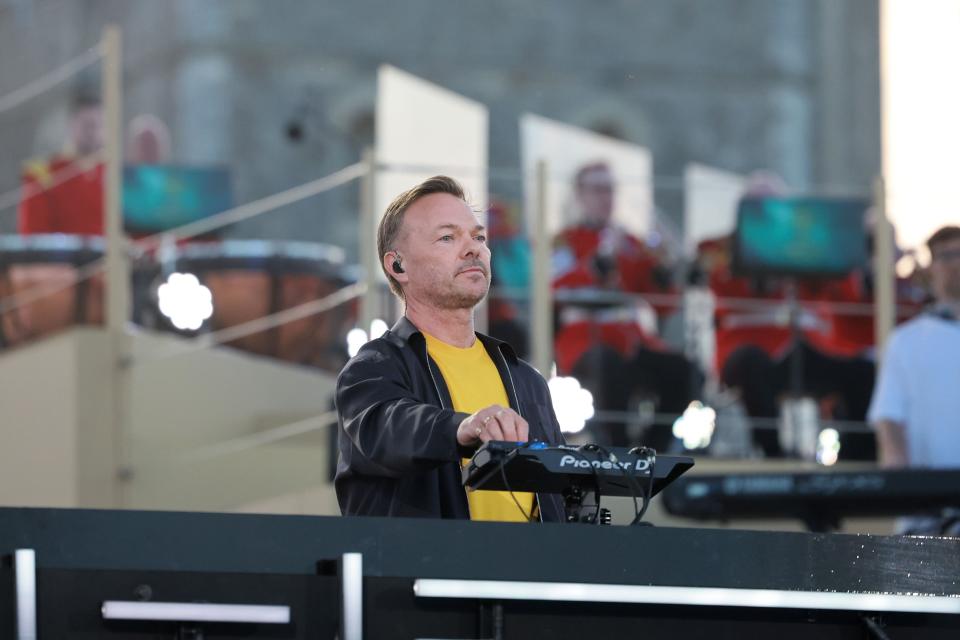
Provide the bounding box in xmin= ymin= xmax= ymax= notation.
xmin=2 ymin=507 xmax=959 ymax=638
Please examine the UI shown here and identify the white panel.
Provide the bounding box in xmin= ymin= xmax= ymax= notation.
xmin=375 ymin=65 xmax=488 ymax=217
xmin=683 ymin=163 xmax=747 ymax=254
xmin=520 ymin=113 xmax=653 ymax=238
xmin=882 ymin=1 xmax=960 ymax=257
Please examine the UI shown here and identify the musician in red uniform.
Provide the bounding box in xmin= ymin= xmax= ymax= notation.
xmin=18 ymin=93 xmax=105 ymax=236
xmin=702 ymin=190 xmax=921 ymax=458
xmin=552 ymin=162 xmax=676 ymax=310
xmin=552 ymin=161 xmax=700 ymax=449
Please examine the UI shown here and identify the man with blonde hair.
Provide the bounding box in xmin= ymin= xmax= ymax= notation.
xmin=335 ymin=176 xmax=566 ymax=521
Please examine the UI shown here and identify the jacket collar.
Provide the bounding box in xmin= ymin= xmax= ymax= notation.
xmin=389 ymin=315 xmax=519 ymax=364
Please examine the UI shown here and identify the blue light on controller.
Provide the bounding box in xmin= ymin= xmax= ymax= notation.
xmin=528 ymin=441 xmax=548 ymax=449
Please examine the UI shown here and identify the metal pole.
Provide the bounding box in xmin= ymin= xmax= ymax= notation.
xmin=473 ymin=172 xmax=490 ymax=335
xmin=102 ymin=24 xmax=129 ymax=507
xmin=102 ymin=25 xmax=128 ymax=334
xmin=531 ymin=160 xmax=553 ymax=377
xmin=359 ymin=148 xmax=378 ymax=333
xmin=873 ymin=175 xmax=895 ymax=360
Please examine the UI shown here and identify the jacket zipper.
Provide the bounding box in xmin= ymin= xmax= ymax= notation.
xmin=493 ymin=345 xmax=544 ymax=523
xmin=423 ymin=341 xmax=447 ymax=409
xmin=423 ymin=341 xmax=476 ymax=519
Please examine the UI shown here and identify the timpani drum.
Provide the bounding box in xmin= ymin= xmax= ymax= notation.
xmin=171 ymin=239 xmax=356 ymax=371
xmin=0 ymin=234 xmax=106 ymax=347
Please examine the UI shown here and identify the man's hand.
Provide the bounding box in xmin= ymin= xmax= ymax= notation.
xmin=457 ymin=404 xmax=529 ymax=447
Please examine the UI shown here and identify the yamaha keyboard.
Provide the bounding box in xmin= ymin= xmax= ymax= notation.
xmin=662 ymin=467 xmax=960 ymax=530
xmin=463 ymin=441 xmax=694 ymax=497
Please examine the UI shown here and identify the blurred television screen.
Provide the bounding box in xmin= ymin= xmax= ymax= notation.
xmin=732 ymin=196 xmax=869 ymax=278
xmin=123 ymin=165 xmax=232 ymax=234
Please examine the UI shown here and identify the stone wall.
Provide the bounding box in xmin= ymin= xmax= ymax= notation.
xmin=0 ymin=0 xmax=880 ymax=258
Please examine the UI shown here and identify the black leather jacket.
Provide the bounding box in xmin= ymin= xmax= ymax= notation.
xmin=335 ymin=316 xmax=567 ymax=522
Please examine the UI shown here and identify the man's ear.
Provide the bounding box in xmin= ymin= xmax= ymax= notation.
xmin=384 ymin=252 xmax=408 ymax=281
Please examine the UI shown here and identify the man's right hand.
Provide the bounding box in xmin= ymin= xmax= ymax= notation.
xmin=457 ymin=404 xmax=529 ymax=447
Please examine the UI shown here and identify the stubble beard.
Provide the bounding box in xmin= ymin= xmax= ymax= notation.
xmin=423 ymin=269 xmax=490 ymax=310
xmin=431 ymin=281 xmax=489 ymax=310
xmin=411 ymin=261 xmax=491 ymax=311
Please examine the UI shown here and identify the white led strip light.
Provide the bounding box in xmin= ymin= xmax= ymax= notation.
xmin=341 ymin=552 xmax=363 ymax=640
xmin=101 ymin=601 xmax=290 ymax=623
xmin=414 ymin=579 xmax=960 ymax=615
xmin=14 ymin=549 xmax=37 ymax=640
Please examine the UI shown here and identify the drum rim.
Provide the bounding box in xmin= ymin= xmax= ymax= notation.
xmin=0 ymin=234 xmax=105 ymax=264
xmin=171 ymin=239 xmax=348 ymax=276
xmin=174 ymin=239 xmax=344 ymax=262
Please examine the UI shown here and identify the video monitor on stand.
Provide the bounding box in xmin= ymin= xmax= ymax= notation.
xmin=123 ymin=165 xmax=233 ymax=237
xmin=731 ymin=196 xmax=869 ymax=279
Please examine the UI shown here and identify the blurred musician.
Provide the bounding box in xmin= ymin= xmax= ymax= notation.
xmin=552 ymin=161 xmax=700 ymax=449
xmin=18 ymin=91 xmax=104 ymax=236
xmin=869 ymin=225 xmax=960 ymax=535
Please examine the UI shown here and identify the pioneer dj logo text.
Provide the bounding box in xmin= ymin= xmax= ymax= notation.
xmin=558 ymin=455 xmax=650 ymax=473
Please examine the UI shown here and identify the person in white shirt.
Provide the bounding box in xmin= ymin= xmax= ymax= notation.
xmin=868 ymin=225 xmax=960 ymax=534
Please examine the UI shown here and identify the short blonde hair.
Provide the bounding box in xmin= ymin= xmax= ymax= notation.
xmin=376 ymin=175 xmax=467 ymax=300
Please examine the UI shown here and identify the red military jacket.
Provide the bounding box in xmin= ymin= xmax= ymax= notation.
xmin=552 ymin=223 xmax=675 ymax=373
xmin=553 ymin=224 xmax=674 ymax=300
xmin=18 ymin=153 xmax=104 ymax=235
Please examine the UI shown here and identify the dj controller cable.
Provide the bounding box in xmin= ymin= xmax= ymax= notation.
xmin=494 ymin=444 xmax=604 ymax=524
xmin=587 ymin=444 xmax=657 ymax=525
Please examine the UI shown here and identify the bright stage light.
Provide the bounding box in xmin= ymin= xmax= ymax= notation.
xmin=370 ymin=318 xmax=388 ymax=339
xmin=346 ymin=319 xmax=389 ymax=357
xmin=817 ymin=428 xmax=841 ymax=466
xmin=895 ymin=253 xmax=916 ymax=279
xmin=672 ymin=401 xmax=717 ymax=450
xmin=157 ymin=272 xmax=213 ymax=331
xmin=346 ymin=328 xmax=368 ymax=357
xmin=548 ymin=375 xmax=594 ymax=434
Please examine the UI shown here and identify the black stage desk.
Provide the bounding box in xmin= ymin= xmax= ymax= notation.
xmin=2 ymin=507 xmax=959 ymax=639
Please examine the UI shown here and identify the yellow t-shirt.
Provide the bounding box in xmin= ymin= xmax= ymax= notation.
xmin=423 ymin=332 xmax=536 ymax=522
